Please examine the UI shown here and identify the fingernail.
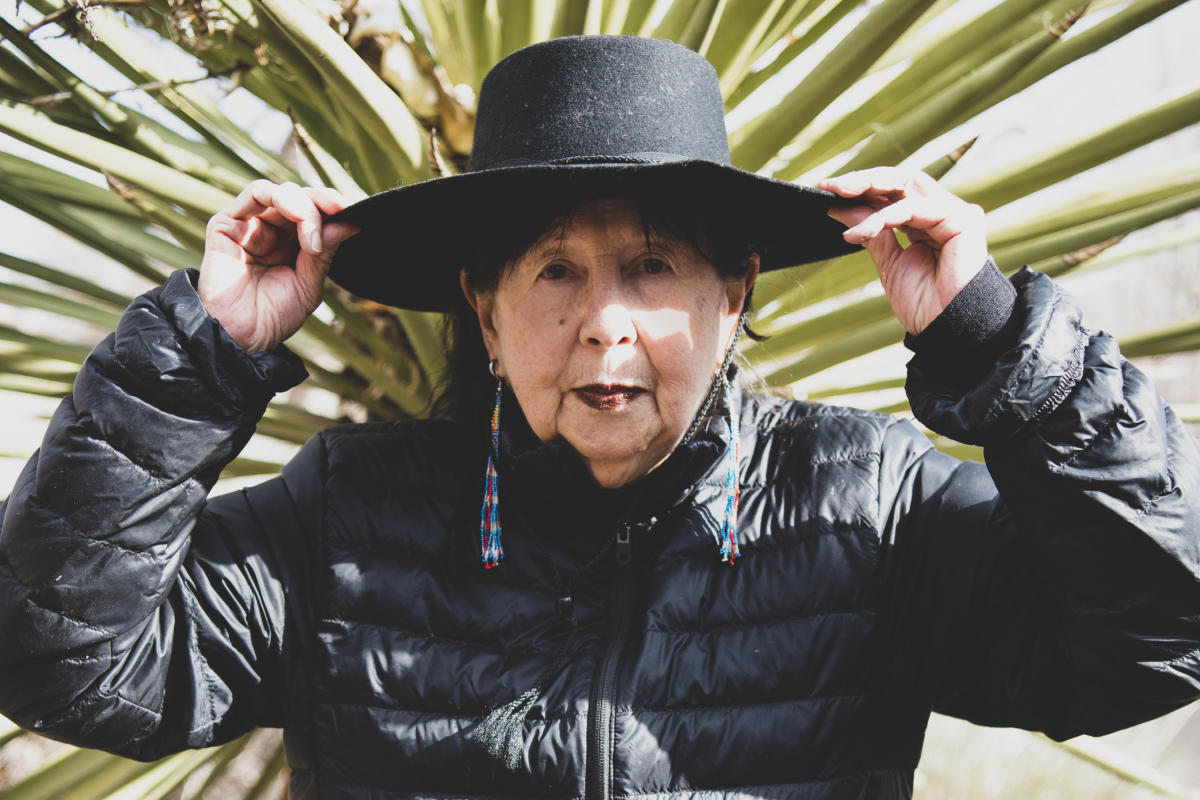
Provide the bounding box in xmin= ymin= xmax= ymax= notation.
xmin=310 ymin=229 xmax=323 ymax=252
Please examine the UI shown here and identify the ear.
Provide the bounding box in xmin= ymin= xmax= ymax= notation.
xmin=460 ymin=269 xmax=500 ymax=358
xmin=724 ymin=252 xmax=760 ymax=317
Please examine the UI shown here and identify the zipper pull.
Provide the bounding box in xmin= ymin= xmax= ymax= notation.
xmin=615 ymin=524 xmax=632 ymax=566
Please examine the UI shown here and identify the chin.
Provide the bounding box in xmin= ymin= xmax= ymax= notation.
xmin=563 ymin=431 xmax=673 ymax=486
xmin=566 ymin=437 xmax=648 ymax=466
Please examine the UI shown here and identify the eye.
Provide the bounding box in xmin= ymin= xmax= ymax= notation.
xmin=539 ymin=262 xmax=568 ymax=280
xmin=640 ymin=258 xmax=667 ymax=275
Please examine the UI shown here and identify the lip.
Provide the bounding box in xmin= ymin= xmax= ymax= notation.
xmin=573 ymin=384 xmax=645 ymax=410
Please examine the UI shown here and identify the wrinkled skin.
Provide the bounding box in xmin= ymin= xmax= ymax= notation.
xmin=821 ymin=167 xmax=989 ymax=336
xmin=198 ymin=180 xmax=360 ymax=354
xmin=460 ymin=198 xmax=756 ymax=488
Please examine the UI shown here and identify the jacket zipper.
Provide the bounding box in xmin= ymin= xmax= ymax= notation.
xmin=585 ymin=522 xmax=635 ymax=800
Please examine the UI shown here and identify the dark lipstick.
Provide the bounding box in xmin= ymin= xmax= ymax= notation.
xmin=574 ymin=384 xmax=644 ymax=410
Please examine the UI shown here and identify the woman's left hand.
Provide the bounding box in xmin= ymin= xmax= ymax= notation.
xmin=820 ymin=168 xmax=988 ymax=336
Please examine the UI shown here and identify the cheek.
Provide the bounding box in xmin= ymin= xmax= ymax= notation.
xmin=636 ymin=308 xmax=696 ymax=346
xmin=640 ymin=304 xmax=726 ymax=408
xmin=494 ymin=295 xmax=565 ymax=369
xmin=640 ymin=294 xmax=726 ymax=359
xmin=493 ymin=305 xmax=574 ymax=437
xmin=641 ymin=309 xmax=707 ymax=389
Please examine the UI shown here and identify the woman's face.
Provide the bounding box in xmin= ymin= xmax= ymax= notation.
xmin=463 ymin=197 xmax=757 ymax=488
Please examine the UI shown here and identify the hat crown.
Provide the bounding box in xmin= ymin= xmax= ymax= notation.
xmin=469 ymin=35 xmax=731 ymax=171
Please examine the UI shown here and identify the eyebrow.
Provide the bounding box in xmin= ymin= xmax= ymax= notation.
xmin=527 ymin=239 xmax=568 ymax=260
xmin=525 ymin=229 xmax=680 ymax=261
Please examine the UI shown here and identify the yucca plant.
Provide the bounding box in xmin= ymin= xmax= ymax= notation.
xmin=0 ymin=0 xmax=1198 ymax=797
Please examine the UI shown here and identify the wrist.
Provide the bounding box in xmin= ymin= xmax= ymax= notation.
xmin=173 ymin=269 xmax=308 ymax=397
xmin=197 ymin=276 xmax=270 ymax=354
xmin=905 ymin=257 xmax=1017 ymax=359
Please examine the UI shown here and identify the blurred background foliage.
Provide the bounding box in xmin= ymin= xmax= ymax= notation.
xmin=0 ymin=0 xmax=1197 ymax=796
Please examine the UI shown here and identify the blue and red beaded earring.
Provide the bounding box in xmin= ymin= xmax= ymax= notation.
xmin=719 ymin=372 xmax=740 ymax=564
xmin=716 ymin=308 xmax=746 ymax=564
xmin=680 ymin=308 xmax=747 ymax=564
xmin=480 ymin=359 xmax=504 ymax=569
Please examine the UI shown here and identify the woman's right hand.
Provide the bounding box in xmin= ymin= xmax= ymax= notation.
xmin=199 ymin=180 xmax=361 ymax=354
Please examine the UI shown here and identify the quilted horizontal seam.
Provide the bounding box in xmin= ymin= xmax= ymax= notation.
xmin=1047 ymin=407 xmax=1121 ymax=471
xmin=742 ymin=518 xmax=873 ymax=547
xmin=117 ymin=303 xmax=267 ymax=411
xmin=798 ymin=450 xmax=881 ymax=468
xmin=317 ymin=617 xmax=555 ymax=658
xmin=318 ymin=767 xmax=583 ymax=800
xmin=328 ymin=700 xmax=588 ymax=724
xmin=322 ymin=421 xmax=436 ymax=441
xmin=321 ymin=465 xmax=461 ymax=497
xmin=104 ymin=333 xmax=240 ymax=415
xmin=653 ymin=518 xmax=873 ymax=566
xmin=105 ymin=686 xmax=163 ymax=719
xmin=321 ymin=424 xmax=464 ymax=481
xmin=625 ymin=691 xmax=862 ymax=715
xmin=696 ymin=452 xmax=881 ymax=492
xmin=754 ymin=405 xmax=883 ymax=430
xmin=27 ymin=493 xmax=167 ymax=571
xmin=80 ymin=426 xmax=173 ymax=487
xmin=645 ymin=607 xmax=867 ymax=636
xmin=614 ymin=767 xmax=898 ymax=799
xmin=55 ymin=651 xmax=106 ymax=667
xmin=324 ymin=537 xmax=442 ymax=562
xmin=0 ymin=556 xmax=111 ymax=637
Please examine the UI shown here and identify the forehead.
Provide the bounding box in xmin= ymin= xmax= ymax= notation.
xmin=522 ymin=197 xmax=686 ymax=259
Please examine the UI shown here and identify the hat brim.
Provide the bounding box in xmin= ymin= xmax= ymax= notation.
xmin=327 ymin=160 xmax=861 ymax=312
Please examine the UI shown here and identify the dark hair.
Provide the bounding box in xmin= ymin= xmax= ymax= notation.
xmin=433 ymin=178 xmax=764 ymax=426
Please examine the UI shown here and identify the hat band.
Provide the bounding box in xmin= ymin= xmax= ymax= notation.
xmin=482 ymin=152 xmax=696 ymax=170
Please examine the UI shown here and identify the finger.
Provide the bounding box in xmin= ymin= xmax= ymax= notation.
xmin=293 ymin=226 xmax=355 ymax=291
xmin=860 ymin=227 xmax=905 ymax=278
xmin=301 ymin=187 xmax=362 ymax=252
xmin=237 ymin=217 xmax=293 ymax=257
xmin=841 ymin=196 xmax=965 ymax=246
xmin=292 ymin=247 xmax=331 ymax=294
xmin=818 ymin=168 xmax=938 ymax=199
xmin=220 ymin=179 xmax=276 ymax=220
xmin=265 ymin=181 xmax=326 ymax=254
xmin=302 ymin=185 xmax=365 ymax=215
xmin=828 ymin=204 xmax=905 ymax=276
xmin=255 ymin=206 xmax=290 ymax=228
xmin=303 ymin=186 xmax=348 ymax=215
xmin=218 ymin=181 xmax=312 ymax=248
xmin=320 ymin=220 xmax=362 ymax=252
xmin=208 ymin=207 xmax=293 ymax=255
xmin=827 ymin=204 xmax=875 ymax=231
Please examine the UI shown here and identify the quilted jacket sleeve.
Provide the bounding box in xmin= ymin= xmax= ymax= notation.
xmin=878 ymin=266 xmax=1200 ymax=740
xmin=0 ymin=269 xmax=315 ymax=760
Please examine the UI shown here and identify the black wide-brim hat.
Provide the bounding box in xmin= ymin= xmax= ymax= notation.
xmin=327 ymin=35 xmax=858 ymax=312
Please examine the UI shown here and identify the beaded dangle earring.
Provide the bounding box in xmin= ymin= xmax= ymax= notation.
xmin=480 ymin=359 xmax=504 ymax=569
xmin=719 ymin=372 xmax=741 ymax=564
xmin=717 ymin=308 xmax=747 ymax=564
xmin=681 ymin=308 xmax=747 ymax=564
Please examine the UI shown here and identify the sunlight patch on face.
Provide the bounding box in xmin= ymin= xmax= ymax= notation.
xmin=476 ymin=197 xmax=749 ymax=488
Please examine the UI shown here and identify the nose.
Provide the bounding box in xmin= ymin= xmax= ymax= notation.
xmin=580 ymin=286 xmax=637 ymax=348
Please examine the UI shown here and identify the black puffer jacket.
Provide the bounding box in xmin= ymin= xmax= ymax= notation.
xmin=1 ymin=266 xmax=1198 ymax=799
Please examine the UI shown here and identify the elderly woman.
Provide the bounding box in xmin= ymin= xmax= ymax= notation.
xmin=0 ymin=35 xmax=1197 ymax=800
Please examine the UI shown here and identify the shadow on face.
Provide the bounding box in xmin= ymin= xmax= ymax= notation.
xmin=460 ymin=197 xmax=757 ymax=487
